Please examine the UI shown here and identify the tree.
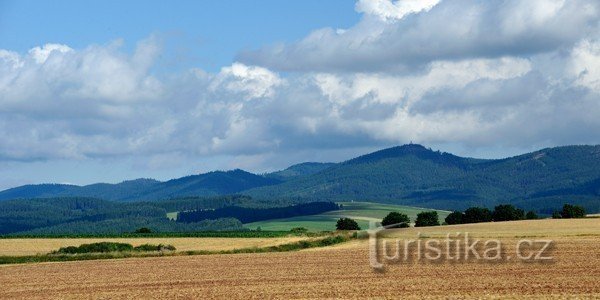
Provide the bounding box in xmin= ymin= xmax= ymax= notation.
xmin=336 ymin=218 xmax=360 ymax=230
xmin=552 ymin=211 xmax=562 ymax=219
xmin=381 ymin=212 xmax=410 ymax=228
xmin=463 ymin=207 xmax=493 ymax=223
xmin=135 ymin=227 xmax=152 ymax=234
xmin=290 ymin=227 xmax=308 ymax=234
xmin=445 ymin=211 xmax=464 ymax=225
xmin=561 ymin=204 xmax=586 ymax=218
xmin=525 ymin=211 xmax=538 ymax=220
xmin=492 ymin=204 xmax=525 ymax=222
xmin=415 ymin=211 xmax=440 ymax=227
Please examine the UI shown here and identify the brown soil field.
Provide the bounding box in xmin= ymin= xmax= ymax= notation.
xmin=0 ymin=237 xmax=308 ymax=256
xmin=0 ymin=218 xmax=599 ymax=299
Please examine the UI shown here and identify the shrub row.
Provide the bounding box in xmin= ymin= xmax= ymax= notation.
xmin=53 ymin=242 xmax=176 ymax=254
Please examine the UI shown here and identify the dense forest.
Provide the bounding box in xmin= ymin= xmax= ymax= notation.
xmin=177 ymin=201 xmax=340 ymax=223
xmin=0 ymin=196 xmax=259 ymax=235
xmin=1 ymin=144 xmax=599 ymax=214
xmin=247 ymin=144 xmax=600 ymax=212
xmin=0 ymin=170 xmax=280 ymax=202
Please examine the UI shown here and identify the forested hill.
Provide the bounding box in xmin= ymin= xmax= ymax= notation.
xmin=247 ymin=144 xmax=600 ymax=213
xmin=1 ymin=144 xmax=599 ymax=213
xmin=264 ymin=162 xmax=335 ymax=181
xmin=0 ymin=170 xmax=280 ymax=202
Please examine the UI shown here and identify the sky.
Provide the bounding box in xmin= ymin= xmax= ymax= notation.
xmin=0 ymin=0 xmax=599 ymax=189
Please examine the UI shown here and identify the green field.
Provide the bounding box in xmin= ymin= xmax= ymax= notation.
xmin=244 ymin=202 xmax=451 ymax=231
xmin=166 ymin=212 xmax=178 ymax=220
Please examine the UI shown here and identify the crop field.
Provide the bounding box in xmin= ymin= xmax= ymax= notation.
xmin=244 ymin=201 xmax=451 ymax=231
xmin=0 ymin=218 xmax=598 ymax=298
xmin=0 ymin=237 xmax=308 ymax=256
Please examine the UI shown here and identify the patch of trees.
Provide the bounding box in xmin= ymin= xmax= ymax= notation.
xmin=53 ymin=242 xmax=176 ymax=254
xmin=445 ymin=204 xmax=545 ymax=225
xmin=336 ymin=218 xmax=360 ymax=230
xmin=177 ymin=201 xmax=340 ymax=224
xmin=552 ymin=204 xmax=586 ymax=219
xmin=415 ymin=211 xmax=440 ymax=227
xmin=381 ymin=212 xmax=410 ymax=228
xmin=492 ymin=204 xmax=525 ymax=221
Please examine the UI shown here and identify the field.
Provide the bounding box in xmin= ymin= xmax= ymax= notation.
xmin=1 ymin=218 xmax=599 ymax=298
xmin=0 ymin=237 xmax=308 ymax=256
xmin=244 ymin=201 xmax=451 ymax=231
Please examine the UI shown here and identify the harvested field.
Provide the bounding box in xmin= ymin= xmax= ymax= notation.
xmin=0 ymin=219 xmax=599 ymax=299
xmin=0 ymin=237 xmax=308 ymax=256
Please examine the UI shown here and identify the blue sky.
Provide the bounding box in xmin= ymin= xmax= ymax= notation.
xmin=0 ymin=0 xmax=358 ymax=72
xmin=0 ymin=0 xmax=599 ymax=189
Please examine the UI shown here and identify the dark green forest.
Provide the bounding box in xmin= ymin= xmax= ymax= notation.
xmin=0 ymin=196 xmax=253 ymax=235
xmin=177 ymin=201 xmax=339 ymax=223
xmin=248 ymin=144 xmax=600 ymax=212
xmin=0 ymin=144 xmax=599 ymax=235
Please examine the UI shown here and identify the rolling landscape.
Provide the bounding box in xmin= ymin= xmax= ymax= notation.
xmin=0 ymin=144 xmax=599 ymax=235
xmin=2 ymin=0 xmax=599 ymax=298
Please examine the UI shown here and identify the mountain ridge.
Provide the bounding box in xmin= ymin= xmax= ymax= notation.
xmin=1 ymin=144 xmax=599 ymax=213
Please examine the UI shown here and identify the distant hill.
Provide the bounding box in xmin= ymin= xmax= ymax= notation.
xmin=1 ymin=144 xmax=599 ymax=213
xmin=0 ymin=170 xmax=280 ymax=202
xmin=0 ymin=196 xmax=244 ymax=235
xmin=247 ymin=144 xmax=600 ymax=213
xmin=265 ymin=162 xmax=335 ymax=181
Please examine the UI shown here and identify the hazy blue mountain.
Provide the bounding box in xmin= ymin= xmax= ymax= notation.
xmin=132 ymin=169 xmax=281 ymax=201
xmin=0 ymin=183 xmax=79 ymax=200
xmin=0 ymin=170 xmax=279 ymax=202
xmin=1 ymin=144 xmax=599 ymax=213
xmin=265 ymin=162 xmax=335 ymax=181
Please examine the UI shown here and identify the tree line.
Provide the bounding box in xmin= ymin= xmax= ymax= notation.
xmin=177 ymin=201 xmax=340 ymax=224
xmin=334 ymin=202 xmax=588 ymax=230
xmin=445 ymin=203 xmax=586 ymax=225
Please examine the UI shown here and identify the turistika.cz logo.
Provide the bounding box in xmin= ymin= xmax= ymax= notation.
xmin=366 ymin=221 xmax=554 ymax=270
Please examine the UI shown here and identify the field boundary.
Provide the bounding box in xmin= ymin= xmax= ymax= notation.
xmin=0 ymin=230 xmax=329 ymax=239
xmin=0 ymin=234 xmax=352 ymax=265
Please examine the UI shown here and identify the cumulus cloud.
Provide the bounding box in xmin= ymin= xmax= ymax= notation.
xmin=0 ymin=0 xmax=599 ymax=181
xmin=355 ymin=0 xmax=440 ymax=21
xmin=238 ymin=0 xmax=599 ymax=72
xmin=28 ymin=43 xmax=73 ymax=64
xmin=210 ymin=62 xmax=284 ymax=100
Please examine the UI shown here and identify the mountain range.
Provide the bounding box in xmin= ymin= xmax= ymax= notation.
xmin=1 ymin=144 xmax=599 ymax=213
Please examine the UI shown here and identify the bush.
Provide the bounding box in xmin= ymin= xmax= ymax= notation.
xmin=561 ymin=204 xmax=586 ymax=218
xmin=381 ymin=212 xmax=410 ymax=228
xmin=552 ymin=211 xmax=562 ymax=219
xmin=415 ymin=211 xmax=440 ymax=227
xmin=133 ymin=244 xmax=176 ymax=252
xmin=54 ymin=242 xmax=177 ymax=254
xmin=463 ymin=207 xmax=493 ymax=223
xmin=525 ymin=211 xmax=538 ymax=220
xmin=336 ymin=218 xmax=360 ymax=230
xmin=55 ymin=242 xmax=134 ymax=254
xmin=135 ymin=227 xmax=152 ymax=234
xmin=290 ymin=227 xmax=308 ymax=234
xmin=492 ymin=204 xmax=525 ymax=222
xmin=445 ymin=211 xmax=464 ymax=225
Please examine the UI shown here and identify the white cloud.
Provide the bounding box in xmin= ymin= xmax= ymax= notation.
xmin=210 ymin=62 xmax=284 ymax=100
xmin=355 ymin=0 xmax=441 ymax=21
xmin=0 ymin=0 xmax=599 ymax=179
xmin=569 ymin=40 xmax=600 ymax=92
xmin=27 ymin=43 xmax=73 ymax=64
xmin=239 ymin=0 xmax=599 ymax=73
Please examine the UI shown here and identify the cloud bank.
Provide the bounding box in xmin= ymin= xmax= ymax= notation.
xmin=0 ymin=0 xmax=599 ymax=180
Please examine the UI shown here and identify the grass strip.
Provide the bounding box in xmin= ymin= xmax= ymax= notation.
xmin=0 ymin=234 xmax=351 ymax=265
xmin=0 ymin=231 xmax=323 ymax=239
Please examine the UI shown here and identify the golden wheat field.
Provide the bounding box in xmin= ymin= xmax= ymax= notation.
xmin=0 ymin=237 xmax=308 ymax=256
xmin=0 ymin=218 xmax=599 ymax=299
